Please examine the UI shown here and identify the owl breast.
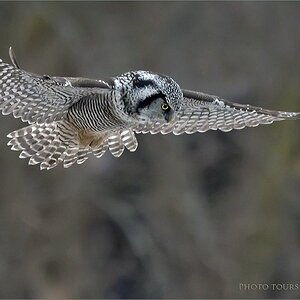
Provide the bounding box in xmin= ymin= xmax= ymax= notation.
xmin=66 ymin=92 xmax=127 ymax=132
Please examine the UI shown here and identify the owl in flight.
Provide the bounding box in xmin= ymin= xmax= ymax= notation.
xmin=0 ymin=47 xmax=299 ymax=170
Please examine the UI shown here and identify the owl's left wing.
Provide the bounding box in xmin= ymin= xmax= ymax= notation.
xmin=0 ymin=49 xmax=112 ymax=125
xmin=134 ymin=89 xmax=300 ymax=135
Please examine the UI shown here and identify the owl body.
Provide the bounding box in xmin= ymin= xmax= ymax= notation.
xmin=66 ymin=92 xmax=126 ymax=132
xmin=1 ymin=48 xmax=299 ymax=170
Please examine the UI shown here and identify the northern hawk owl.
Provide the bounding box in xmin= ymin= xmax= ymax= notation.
xmin=0 ymin=48 xmax=299 ymax=170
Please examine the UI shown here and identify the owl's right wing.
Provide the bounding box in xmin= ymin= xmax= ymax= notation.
xmin=0 ymin=55 xmax=111 ymax=124
xmin=134 ymin=89 xmax=300 ymax=135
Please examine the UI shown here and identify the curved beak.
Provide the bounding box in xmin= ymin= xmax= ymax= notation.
xmin=165 ymin=110 xmax=175 ymax=123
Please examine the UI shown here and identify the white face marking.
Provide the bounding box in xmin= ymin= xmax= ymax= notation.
xmin=134 ymin=85 xmax=158 ymax=102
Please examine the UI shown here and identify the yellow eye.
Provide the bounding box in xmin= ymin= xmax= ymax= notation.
xmin=161 ymin=103 xmax=170 ymax=111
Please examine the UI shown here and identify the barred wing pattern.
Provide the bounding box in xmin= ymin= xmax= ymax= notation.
xmin=134 ymin=89 xmax=300 ymax=135
xmin=0 ymin=59 xmax=102 ymax=124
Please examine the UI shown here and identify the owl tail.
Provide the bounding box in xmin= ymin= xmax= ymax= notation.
xmin=7 ymin=121 xmax=139 ymax=170
xmin=7 ymin=121 xmax=77 ymax=170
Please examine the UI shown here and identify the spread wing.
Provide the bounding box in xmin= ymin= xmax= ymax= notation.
xmin=0 ymin=52 xmax=111 ymax=125
xmin=134 ymin=89 xmax=300 ymax=135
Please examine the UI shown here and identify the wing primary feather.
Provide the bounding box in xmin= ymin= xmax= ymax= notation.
xmin=9 ymin=47 xmax=20 ymax=69
xmin=182 ymin=89 xmax=300 ymax=120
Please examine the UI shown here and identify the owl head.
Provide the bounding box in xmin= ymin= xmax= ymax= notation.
xmin=113 ymin=71 xmax=183 ymax=123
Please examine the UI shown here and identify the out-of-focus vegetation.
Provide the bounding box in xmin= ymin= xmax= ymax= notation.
xmin=0 ymin=2 xmax=299 ymax=298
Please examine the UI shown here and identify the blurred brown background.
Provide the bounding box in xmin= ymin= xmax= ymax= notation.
xmin=0 ymin=2 xmax=299 ymax=298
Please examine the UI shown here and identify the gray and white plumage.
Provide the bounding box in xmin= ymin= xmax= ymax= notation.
xmin=1 ymin=47 xmax=299 ymax=170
